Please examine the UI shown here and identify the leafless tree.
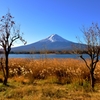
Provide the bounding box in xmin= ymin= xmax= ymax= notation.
xmin=0 ymin=11 xmax=26 ymax=85
xmin=79 ymin=23 xmax=100 ymax=91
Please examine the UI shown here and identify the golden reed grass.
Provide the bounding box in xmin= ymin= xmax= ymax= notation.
xmin=8 ymin=58 xmax=100 ymax=84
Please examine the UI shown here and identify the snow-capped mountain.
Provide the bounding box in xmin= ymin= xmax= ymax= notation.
xmin=39 ymin=34 xmax=69 ymax=43
xmin=11 ymin=34 xmax=80 ymax=52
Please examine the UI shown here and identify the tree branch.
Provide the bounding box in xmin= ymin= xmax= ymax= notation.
xmin=80 ymin=55 xmax=90 ymax=70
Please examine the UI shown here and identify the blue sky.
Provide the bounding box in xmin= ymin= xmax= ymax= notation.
xmin=0 ymin=0 xmax=100 ymax=46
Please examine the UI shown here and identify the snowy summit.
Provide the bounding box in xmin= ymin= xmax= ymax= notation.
xmin=48 ymin=34 xmax=55 ymax=42
xmin=43 ymin=34 xmax=69 ymax=43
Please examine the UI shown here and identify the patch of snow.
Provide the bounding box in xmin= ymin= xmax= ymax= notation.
xmin=47 ymin=34 xmax=68 ymax=42
xmin=38 ymin=34 xmax=70 ymax=43
xmin=48 ymin=34 xmax=55 ymax=42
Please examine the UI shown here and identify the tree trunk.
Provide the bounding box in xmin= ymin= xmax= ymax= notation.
xmin=3 ymin=53 xmax=9 ymax=85
xmin=90 ymin=70 xmax=95 ymax=91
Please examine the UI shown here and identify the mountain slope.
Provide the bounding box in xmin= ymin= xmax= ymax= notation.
xmin=11 ymin=34 xmax=80 ymax=52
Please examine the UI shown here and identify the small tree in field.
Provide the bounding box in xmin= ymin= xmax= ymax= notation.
xmin=0 ymin=12 xmax=26 ymax=85
xmin=79 ymin=23 xmax=100 ymax=91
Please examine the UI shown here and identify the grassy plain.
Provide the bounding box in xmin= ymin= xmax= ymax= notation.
xmin=0 ymin=58 xmax=100 ymax=100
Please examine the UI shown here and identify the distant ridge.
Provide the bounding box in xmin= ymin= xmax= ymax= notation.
xmin=11 ymin=34 xmax=81 ymax=52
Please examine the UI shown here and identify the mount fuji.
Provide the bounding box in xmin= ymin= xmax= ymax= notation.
xmin=11 ymin=34 xmax=80 ymax=52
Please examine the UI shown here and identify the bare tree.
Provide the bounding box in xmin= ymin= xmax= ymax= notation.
xmin=79 ymin=23 xmax=100 ymax=91
xmin=0 ymin=11 xmax=26 ymax=85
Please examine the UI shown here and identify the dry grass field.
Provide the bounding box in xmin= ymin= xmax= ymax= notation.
xmin=0 ymin=58 xmax=100 ymax=100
